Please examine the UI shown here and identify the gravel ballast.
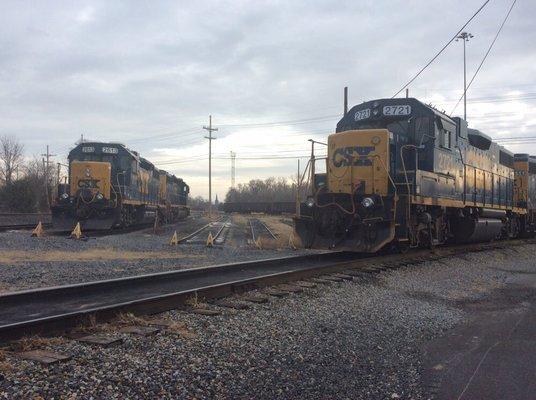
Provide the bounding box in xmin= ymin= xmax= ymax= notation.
xmin=1 ymin=243 xmax=534 ymax=399
xmin=0 ymin=215 xmax=315 ymax=292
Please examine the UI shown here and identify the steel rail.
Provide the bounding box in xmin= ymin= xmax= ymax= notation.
xmin=0 ymin=222 xmax=52 ymax=232
xmin=249 ymin=219 xmax=257 ymax=243
xmin=249 ymin=218 xmax=277 ymax=242
xmin=178 ymin=216 xmax=228 ymax=244
xmin=260 ymin=220 xmax=277 ymax=239
xmin=0 ymin=251 xmax=363 ymax=342
xmin=0 ymin=238 xmax=532 ymax=342
xmin=0 ymin=213 xmax=51 ymax=217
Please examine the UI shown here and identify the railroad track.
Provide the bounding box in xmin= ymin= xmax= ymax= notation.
xmin=0 ymin=238 xmax=530 ymax=343
xmin=178 ymin=216 xmax=231 ymax=245
xmin=249 ymin=218 xmax=277 ymax=244
xmin=0 ymin=213 xmax=52 ymax=232
xmin=0 ymin=223 xmax=52 ymax=232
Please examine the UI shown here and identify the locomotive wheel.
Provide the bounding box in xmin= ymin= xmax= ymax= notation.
xmin=120 ymin=206 xmax=133 ymax=228
xmin=394 ymin=240 xmax=410 ymax=254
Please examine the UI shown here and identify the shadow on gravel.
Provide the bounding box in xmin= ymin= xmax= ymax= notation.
xmin=488 ymin=266 xmax=536 ymax=275
xmin=420 ymin=279 xmax=536 ymax=400
xmin=405 ymin=285 xmax=536 ymax=313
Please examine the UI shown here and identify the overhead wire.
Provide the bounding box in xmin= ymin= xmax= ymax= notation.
xmin=391 ymin=0 xmax=491 ymax=98
xmin=450 ymin=0 xmax=518 ymax=115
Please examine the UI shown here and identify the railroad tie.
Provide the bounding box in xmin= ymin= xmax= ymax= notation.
xmin=331 ymin=273 xmax=353 ymax=280
xmin=277 ymin=284 xmax=303 ymax=293
xmin=189 ymin=308 xmax=221 ymax=316
xmin=264 ymin=288 xmax=290 ymax=297
xmin=146 ymin=319 xmax=178 ymax=328
xmin=294 ymin=281 xmax=317 ymax=289
xmin=320 ymin=275 xmax=344 ymax=283
xmin=241 ymin=294 xmax=270 ymax=304
xmin=213 ymin=299 xmax=250 ymax=310
xmin=310 ymin=277 xmax=334 ymax=284
xmin=19 ymin=350 xmax=71 ymax=365
xmin=119 ymin=326 xmax=160 ymax=336
xmin=77 ymin=334 xmax=122 ymax=347
xmin=342 ymin=270 xmax=373 ymax=278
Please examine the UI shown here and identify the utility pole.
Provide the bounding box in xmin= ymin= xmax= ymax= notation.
xmin=456 ymin=31 xmax=474 ymax=121
xmin=41 ymin=145 xmax=57 ymax=208
xmin=203 ymin=116 xmax=218 ymax=218
xmin=230 ymin=151 xmax=236 ymax=188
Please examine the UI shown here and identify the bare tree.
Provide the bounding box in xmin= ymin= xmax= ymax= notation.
xmin=0 ymin=135 xmax=24 ymax=185
xmin=225 ymin=177 xmax=296 ymax=203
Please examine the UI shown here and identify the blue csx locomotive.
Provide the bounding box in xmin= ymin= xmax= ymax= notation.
xmin=294 ymin=98 xmax=536 ymax=252
xmin=52 ymin=142 xmax=189 ymax=230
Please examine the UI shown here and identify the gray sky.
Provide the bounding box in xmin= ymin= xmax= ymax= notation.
xmin=1 ymin=0 xmax=535 ymax=198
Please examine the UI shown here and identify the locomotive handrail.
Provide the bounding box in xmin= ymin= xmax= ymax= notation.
xmin=400 ymin=144 xmax=420 ymax=247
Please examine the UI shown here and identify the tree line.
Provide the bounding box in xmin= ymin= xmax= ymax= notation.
xmin=224 ymin=177 xmax=297 ymax=203
xmin=0 ymin=135 xmax=55 ymax=212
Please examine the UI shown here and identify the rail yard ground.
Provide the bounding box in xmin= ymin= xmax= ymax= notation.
xmin=0 ymin=213 xmax=309 ymax=293
xmin=0 ymin=233 xmax=535 ymax=399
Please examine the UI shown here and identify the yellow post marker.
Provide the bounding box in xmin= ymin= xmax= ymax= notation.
xmin=70 ymin=222 xmax=82 ymax=239
xmin=289 ymin=232 xmax=297 ymax=250
xmin=169 ymin=231 xmax=178 ymax=246
xmin=206 ymin=232 xmax=214 ymax=247
xmin=31 ymin=221 xmax=44 ymax=237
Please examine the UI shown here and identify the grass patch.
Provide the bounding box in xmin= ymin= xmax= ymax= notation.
xmin=0 ymin=349 xmax=13 ymax=374
xmin=6 ymin=336 xmax=66 ymax=352
xmin=115 ymin=312 xmax=197 ymax=339
xmin=0 ymin=248 xmax=193 ymax=264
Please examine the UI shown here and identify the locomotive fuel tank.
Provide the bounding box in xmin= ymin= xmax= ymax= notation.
xmin=450 ymin=208 xmax=506 ymax=243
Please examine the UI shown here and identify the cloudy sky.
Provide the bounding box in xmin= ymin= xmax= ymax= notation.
xmin=1 ymin=0 xmax=535 ymax=198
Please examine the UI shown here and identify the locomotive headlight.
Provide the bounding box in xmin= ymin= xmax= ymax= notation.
xmin=361 ymin=197 xmax=374 ymax=208
xmin=305 ymin=197 xmax=315 ymax=208
xmin=61 ymin=193 xmax=69 ymax=200
xmin=96 ymin=193 xmax=104 ymax=200
xmin=85 ymin=168 xmax=91 ymax=177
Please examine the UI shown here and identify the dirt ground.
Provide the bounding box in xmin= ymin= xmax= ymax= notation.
xmin=0 ymin=213 xmax=314 ymax=292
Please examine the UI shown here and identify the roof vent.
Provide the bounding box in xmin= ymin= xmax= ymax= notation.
xmin=468 ymin=129 xmax=492 ymax=150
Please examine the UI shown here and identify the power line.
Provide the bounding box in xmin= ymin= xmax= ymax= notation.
xmin=218 ymin=114 xmax=340 ymax=128
xmin=203 ymin=115 xmax=218 ymax=217
xmin=391 ymin=0 xmax=490 ymax=98
xmin=230 ymin=151 xmax=236 ymax=188
xmin=450 ymin=0 xmax=518 ymax=115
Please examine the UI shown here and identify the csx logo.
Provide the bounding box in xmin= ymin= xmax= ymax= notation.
xmin=332 ymin=146 xmax=375 ymax=167
xmin=78 ymin=179 xmax=100 ymax=189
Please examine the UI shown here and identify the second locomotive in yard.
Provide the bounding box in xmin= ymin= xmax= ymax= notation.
xmin=294 ymin=97 xmax=536 ymax=252
xmin=52 ymin=142 xmax=189 ymax=230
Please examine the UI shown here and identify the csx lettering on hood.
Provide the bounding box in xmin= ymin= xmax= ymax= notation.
xmin=332 ymin=146 xmax=375 ymax=167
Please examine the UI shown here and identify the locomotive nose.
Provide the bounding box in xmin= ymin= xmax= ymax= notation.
xmin=78 ymin=188 xmax=95 ymax=202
